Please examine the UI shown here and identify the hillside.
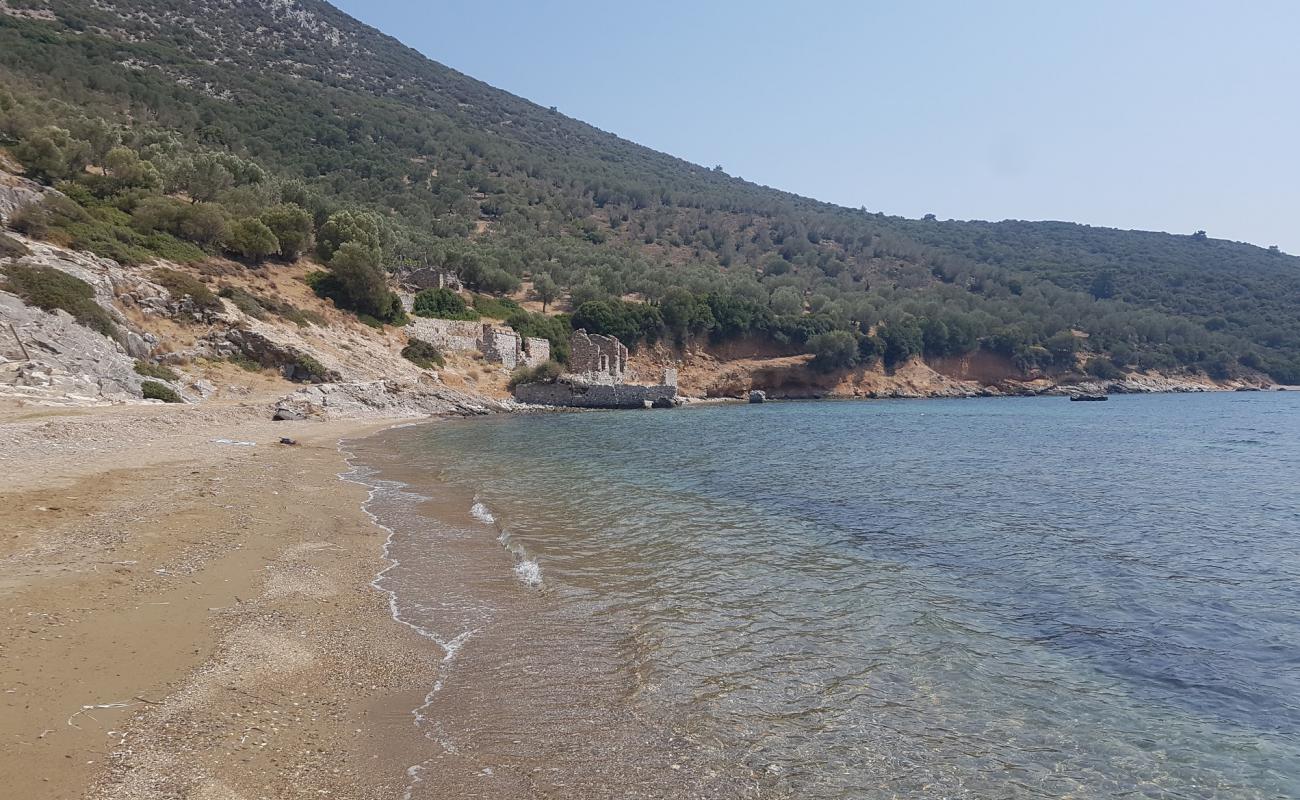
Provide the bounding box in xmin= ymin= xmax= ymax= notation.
xmin=1 ymin=0 xmax=1298 ymax=384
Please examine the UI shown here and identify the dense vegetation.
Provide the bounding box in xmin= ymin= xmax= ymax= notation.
xmin=1 ymin=1 xmax=1297 ymax=381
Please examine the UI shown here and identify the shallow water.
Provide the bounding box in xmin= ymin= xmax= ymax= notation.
xmin=352 ymin=393 xmax=1300 ymax=799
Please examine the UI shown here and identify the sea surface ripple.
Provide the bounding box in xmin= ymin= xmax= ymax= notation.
xmin=359 ymin=393 xmax=1300 ymax=799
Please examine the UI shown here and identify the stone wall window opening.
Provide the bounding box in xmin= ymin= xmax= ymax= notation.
xmin=600 ymin=354 xmax=609 ymax=372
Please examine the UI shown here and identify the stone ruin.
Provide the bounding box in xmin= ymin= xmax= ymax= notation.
xmin=568 ymin=329 xmax=628 ymax=385
xmin=396 ymin=265 xmax=462 ymax=293
xmin=403 ymin=317 xmax=549 ymax=369
xmin=512 ymin=329 xmax=680 ymax=409
xmin=480 ymin=323 xmax=549 ymax=369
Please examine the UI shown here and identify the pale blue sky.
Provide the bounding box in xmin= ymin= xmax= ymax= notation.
xmin=332 ymin=0 xmax=1300 ymax=253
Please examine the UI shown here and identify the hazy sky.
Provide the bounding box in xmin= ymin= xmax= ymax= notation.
xmin=332 ymin=0 xmax=1300 ymax=253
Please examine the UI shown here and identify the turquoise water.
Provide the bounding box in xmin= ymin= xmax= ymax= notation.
xmin=356 ymin=393 xmax=1300 ymax=798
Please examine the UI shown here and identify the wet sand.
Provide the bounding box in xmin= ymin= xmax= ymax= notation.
xmin=0 ymin=402 xmax=444 ymax=799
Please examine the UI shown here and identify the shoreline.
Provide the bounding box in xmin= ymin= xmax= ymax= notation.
xmin=0 ymin=402 xmax=448 ymax=799
xmin=342 ymin=419 xmax=790 ymax=799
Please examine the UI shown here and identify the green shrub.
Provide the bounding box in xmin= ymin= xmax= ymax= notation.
xmin=1085 ymin=357 xmax=1126 ymax=380
xmin=141 ymin=380 xmax=182 ymax=403
xmin=218 ymin=285 xmax=267 ymax=319
xmin=217 ymin=284 xmax=322 ymax=327
xmin=857 ymin=333 xmax=884 ymax=366
xmin=132 ymin=197 xmax=228 ymax=251
xmin=137 ymin=233 xmax=206 ymax=264
xmin=807 ymin=330 xmax=859 ymax=372
xmin=13 ymin=194 xmax=169 ymax=266
xmin=303 ymin=270 xmax=331 ymax=290
xmin=0 ymin=233 xmax=30 ymax=259
xmin=316 ymin=209 xmax=386 ymax=263
xmin=259 ymin=203 xmax=313 ymax=259
xmin=571 ymin=299 xmax=664 ymax=348
xmin=227 ymin=353 xmax=263 ymax=372
xmin=134 ymin=360 xmax=179 ymax=381
xmin=152 ymin=267 xmax=221 ymax=313
xmin=322 ymin=241 xmax=404 ymax=323
xmin=879 ymin=320 xmax=924 ymax=370
xmin=507 ymin=360 xmax=564 ymax=389
xmin=293 ymin=354 xmax=330 ymax=382
xmin=471 ymin=293 xmax=520 ymax=319
xmin=13 ymin=126 xmax=90 ymax=182
xmin=225 ymin=217 xmax=279 ymax=261
xmin=1 ymin=263 xmax=117 ymax=337
xmin=413 ymin=287 xmax=478 ymax=320
xmin=401 ymin=338 xmax=445 ymax=369
xmin=11 ymin=194 xmax=90 ymax=240
xmin=505 ymin=308 xmax=571 ymax=363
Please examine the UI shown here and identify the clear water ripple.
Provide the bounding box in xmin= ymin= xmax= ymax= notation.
xmin=365 ymin=393 xmax=1300 ymax=799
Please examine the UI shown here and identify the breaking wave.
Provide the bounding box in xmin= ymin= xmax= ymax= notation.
xmin=470 ymin=501 xmax=495 ymax=524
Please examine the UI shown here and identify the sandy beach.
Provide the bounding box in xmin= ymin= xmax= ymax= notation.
xmin=0 ymin=401 xmax=443 ymax=799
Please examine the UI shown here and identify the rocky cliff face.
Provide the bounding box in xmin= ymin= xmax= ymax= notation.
xmin=0 ymin=173 xmax=50 ymax=224
xmin=628 ymin=339 xmax=1271 ymax=401
xmin=0 ymin=291 xmax=144 ymax=403
xmin=0 ymin=230 xmax=514 ymax=416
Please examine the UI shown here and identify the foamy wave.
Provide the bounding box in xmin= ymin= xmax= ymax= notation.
xmin=336 ymin=438 xmax=481 ymax=787
xmin=470 ymin=501 xmax=495 ymax=525
xmin=514 ymin=559 xmax=543 ymax=587
xmin=402 ymin=765 xmax=425 ymax=800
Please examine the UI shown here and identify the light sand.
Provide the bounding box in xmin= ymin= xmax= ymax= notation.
xmin=0 ymin=401 xmax=442 ymax=798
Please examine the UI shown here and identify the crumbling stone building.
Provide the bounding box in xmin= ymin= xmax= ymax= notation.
xmin=403 ymin=318 xmax=549 ymax=369
xmin=568 ymin=329 xmax=628 ymax=384
xmin=480 ymin=324 xmax=523 ymax=369
xmin=511 ymin=329 xmax=679 ymax=408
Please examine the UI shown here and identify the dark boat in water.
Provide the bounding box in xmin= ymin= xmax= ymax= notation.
xmin=1070 ymin=393 xmax=1109 ymax=402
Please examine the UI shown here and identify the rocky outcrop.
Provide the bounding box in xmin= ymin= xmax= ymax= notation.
xmin=0 ymin=291 xmax=146 ymax=403
xmin=275 ymin=379 xmax=508 ymax=420
xmin=207 ymin=326 xmax=341 ymax=383
xmin=3 ymin=234 xmax=162 ymax=360
xmin=1050 ymin=373 xmax=1224 ymax=395
xmin=0 ymin=174 xmax=51 ymax=223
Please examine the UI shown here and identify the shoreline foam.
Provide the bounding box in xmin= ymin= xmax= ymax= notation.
xmin=338 ymin=437 xmax=479 ymax=797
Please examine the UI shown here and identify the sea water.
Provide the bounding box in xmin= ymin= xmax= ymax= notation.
xmin=349 ymin=393 xmax=1300 ymax=799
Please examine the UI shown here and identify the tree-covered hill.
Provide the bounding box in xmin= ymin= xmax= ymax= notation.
xmin=1 ymin=0 xmax=1297 ymax=381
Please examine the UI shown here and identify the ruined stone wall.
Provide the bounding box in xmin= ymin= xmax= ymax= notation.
xmin=400 ymin=267 xmax=462 ymax=292
xmin=480 ymin=324 xmax=523 ymax=369
xmin=568 ymin=329 xmax=628 ymax=384
xmin=513 ymin=379 xmax=678 ymax=409
xmin=523 ymin=337 xmax=550 ymax=367
xmin=404 ymin=319 xmax=482 ymax=353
